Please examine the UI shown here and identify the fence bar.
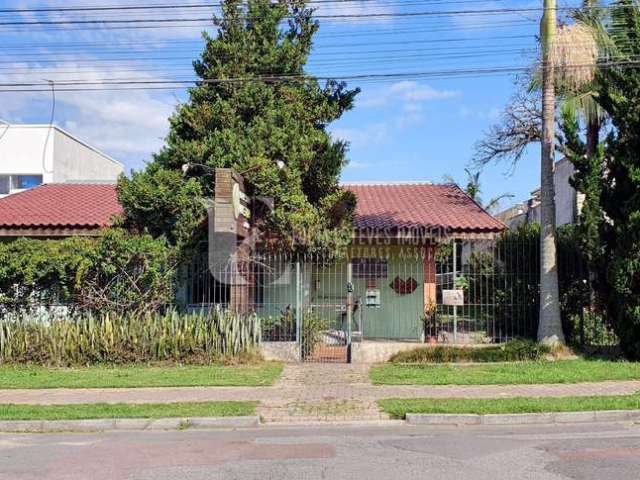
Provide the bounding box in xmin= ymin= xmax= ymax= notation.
xmin=295 ymin=260 xmax=302 ymax=362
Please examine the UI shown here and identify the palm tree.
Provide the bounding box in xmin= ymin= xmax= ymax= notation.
xmin=537 ymin=0 xmax=602 ymax=344
xmin=559 ymin=1 xmax=609 ymax=159
xmin=444 ymin=168 xmax=514 ymax=213
xmin=538 ymin=0 xmax=565 ymax=344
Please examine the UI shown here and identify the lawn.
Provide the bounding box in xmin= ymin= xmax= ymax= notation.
xmin=378 ymin=394 xmax=640 ymax=419
xmin=370 ymin=359 xmax=640 ymax=385
xmin=0 ymin=363 xmax=283 ymax=389
xmin=0 ymin=401 xmax=257 ymax=421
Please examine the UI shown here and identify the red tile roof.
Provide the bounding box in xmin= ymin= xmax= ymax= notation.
xmin=0 ymin=184 xmax=122 ymax=232
xmin=0 ymin=182 xmax=503 ymax=237
xmin=344 ymin=183 xmax=505 ymax=234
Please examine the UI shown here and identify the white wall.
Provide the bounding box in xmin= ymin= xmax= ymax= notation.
xmin=0 ymin=125 xmax=123 ymax=195
xmin=554 ymin=158 xmax=578 ymax=226
xmin=0 ymin=125 xmax=55 ymax=182
xmin=52 ymin=128 xmax=123 ymax=182
xmin=498 ymin=158 xmax=581 ymax=228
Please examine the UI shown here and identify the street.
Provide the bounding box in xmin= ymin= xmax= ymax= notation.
xmin=1 ymin=422 xmax=639 ymax=479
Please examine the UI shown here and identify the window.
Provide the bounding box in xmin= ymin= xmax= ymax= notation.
xmin=11 ymin=174 xmax=42 ymax=190
xmin=352 ymin=257 xmax=388 ymax=279
xmin=0 ymin=175 xmax=9 ymax=195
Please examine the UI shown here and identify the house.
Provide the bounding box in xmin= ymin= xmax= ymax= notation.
xmin=0 ymin=184 xmax=122 ymax=238
xmin=497 ymin=158 xmax=584 ymax=228
xmin=0 ymin=173 xmax=514 ymax=362
xmin=0 ymin=123 xmax=123 ymax=197
xmin=191 ymin=171 xmax=509 ymax=362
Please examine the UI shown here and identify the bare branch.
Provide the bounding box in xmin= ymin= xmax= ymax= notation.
xmin=473 ymin=83 xmax=542 ymax=168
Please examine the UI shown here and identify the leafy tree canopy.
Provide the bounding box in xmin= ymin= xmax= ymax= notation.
xmin=118 ymin=0 xmax=359 ymax=254
xmin=592 ymin=0 xmax=640 ymax=358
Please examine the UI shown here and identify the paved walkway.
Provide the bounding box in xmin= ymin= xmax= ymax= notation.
xmin=2 ymin=364 xmax=640 ymax=423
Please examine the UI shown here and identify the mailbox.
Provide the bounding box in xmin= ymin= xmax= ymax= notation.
xmin=366 ymin=288 xmax=381 ymax=307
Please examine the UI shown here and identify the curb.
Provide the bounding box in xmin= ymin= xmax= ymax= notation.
xmin=405 ymin=410 xmax=640 ymax=426
xmin=0 ymin=416 xmax=261 ymax=433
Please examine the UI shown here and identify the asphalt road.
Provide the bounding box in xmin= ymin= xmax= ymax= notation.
xmin=1 ymin=422 xmax=640 ymax=480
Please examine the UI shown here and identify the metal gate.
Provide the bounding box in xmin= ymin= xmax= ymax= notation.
xmin=190 ymin=254 xmax=354 ymax=363
xmin=299 ymin=260 xmax=352 ymax=363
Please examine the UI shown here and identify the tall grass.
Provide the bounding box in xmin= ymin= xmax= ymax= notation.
xmin=0 ymin=309 xmax=261 ymax=366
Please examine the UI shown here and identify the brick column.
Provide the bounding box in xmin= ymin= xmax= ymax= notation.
xmin=214 ymin=168 xmax=253 ymax=314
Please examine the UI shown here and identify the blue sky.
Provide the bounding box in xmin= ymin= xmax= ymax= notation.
xmin=0 ymin=0 xmax=580 ymax=210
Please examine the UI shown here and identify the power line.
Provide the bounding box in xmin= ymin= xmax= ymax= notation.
xmin=0 ymin=60 xmax=635 ymax=92
xmin=0 ymin=0 xmax=552 ymax=15
xmin=0 ymin=7 xmax=584 ymax=27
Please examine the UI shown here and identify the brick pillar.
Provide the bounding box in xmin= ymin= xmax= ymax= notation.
xmin=214 ymin=168 xmax=253 ymax=314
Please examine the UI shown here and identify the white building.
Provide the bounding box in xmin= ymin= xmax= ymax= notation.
xmin=497 ymin=157 xmax=585 ymax=229
xmin=0 ymin=123 xmax=123 ymax=197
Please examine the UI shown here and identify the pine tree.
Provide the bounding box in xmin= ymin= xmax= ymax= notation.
xmin=118 ymin=0 xmax=359 ymax=254
xmin=596 ymin=0 xmax=640 ymax=358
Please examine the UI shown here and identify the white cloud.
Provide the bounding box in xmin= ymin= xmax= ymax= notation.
xmin=389 ymin=81 xmax=459 ymax=102
xmin=12 ymin=0 xmax=213 ymax=47
xmin=0 ymin=60 xmax=177 ymax=169
xmin=332 ymin=122 xmax=390 ymax=148
xmin=316 ymin=0 xmax=395 ymax=24
xmin=346 ymin=160 xmax=374 ymax=170
xmin=450 ymin=0 xmax=539 ymax=30
xmin=358 ymin=81 xmax=459 ymax=110
xmin=458 ymin=105 xmax=502 ymax=121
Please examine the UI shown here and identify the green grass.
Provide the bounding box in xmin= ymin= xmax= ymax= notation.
xmin=0 ymin=363 xmax=283 ymax=389
xmin=0 ymin=401 xmax=258 ymax=421
xmin=370 ymin=359 xmax=640 ymax=385
xmin=378 ymin=394 xmax=640 ymax=419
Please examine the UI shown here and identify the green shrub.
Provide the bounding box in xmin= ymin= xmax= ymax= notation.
xmin=389 ymin=339 xmax=550 ymax=364
xmin=0 ymin=229 xmax=175 ymax=314
xmin=0 ymin=309 xmax=260 ymax=366
xmin=301 ymin=311 xmax=329 ymax=359
xmin=261 ymin=308 xmax=296 ymax=342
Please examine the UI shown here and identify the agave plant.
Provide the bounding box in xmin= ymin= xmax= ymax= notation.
xmin=0 ymin=308 xmax=261 ymax=366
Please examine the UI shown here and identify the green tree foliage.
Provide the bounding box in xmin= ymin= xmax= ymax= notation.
xmin=0 ymin=230 xmax=175 ymax=314
xmin=117 ymin=0 xmax=359 ymax=254
xmin=0 ymin=237 xmax=93 ymax=310
xmin=592 ymin=0 xmax=640 ymax=358
xmin=560 ymin=104 xmax=604 ymax=262
xmin=117 ymin=167 xmax=205 ymax=248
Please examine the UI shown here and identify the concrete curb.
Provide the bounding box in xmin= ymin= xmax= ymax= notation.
xmin=0 ymin=416 xmax=260 ymax=433
xmin=405 ymin=410 xmax=640 ymax=426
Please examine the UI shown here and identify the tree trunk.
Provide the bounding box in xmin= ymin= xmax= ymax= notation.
xmin=538 ymin=0 xmax=565 ymax=345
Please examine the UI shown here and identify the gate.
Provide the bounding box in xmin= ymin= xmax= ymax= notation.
xmin=195 ymin=254 xmax=353 ymax=363
xmin=299 ymin=260 xmax=353 ymax=363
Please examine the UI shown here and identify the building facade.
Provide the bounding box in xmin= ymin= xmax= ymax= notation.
xmin=497 ymin=158 xmax=585 ymax=229
xmin=0 ymin=124 xmax=123 ymax=197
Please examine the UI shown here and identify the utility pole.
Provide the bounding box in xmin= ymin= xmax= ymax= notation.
xmin=538 ymin=0 xmax=565 ymax=344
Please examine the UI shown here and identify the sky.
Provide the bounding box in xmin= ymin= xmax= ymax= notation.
xmin=0 ymin=0 xmax=582 ymax=210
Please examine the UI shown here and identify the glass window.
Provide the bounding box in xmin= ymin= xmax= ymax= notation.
xmin=11 ymin=174 xmax=43 ymax=190
xmin=352 ymin=257 xmax=389 ymax=279
xmin=0 ymin=175 xmax=9 ymax=194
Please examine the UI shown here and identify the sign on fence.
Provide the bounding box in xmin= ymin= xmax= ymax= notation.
xmin=442 ymin=289 xmax=464 ymax=306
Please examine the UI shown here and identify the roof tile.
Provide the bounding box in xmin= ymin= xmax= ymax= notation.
xmin=0 ymin=184 xmax=122 ymax=229
xmin=344 ymin=183 xmax=505 ymax=233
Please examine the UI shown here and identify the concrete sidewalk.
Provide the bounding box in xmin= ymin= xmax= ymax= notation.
xmin=2 ymin=364 xmax=639 ymax=423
